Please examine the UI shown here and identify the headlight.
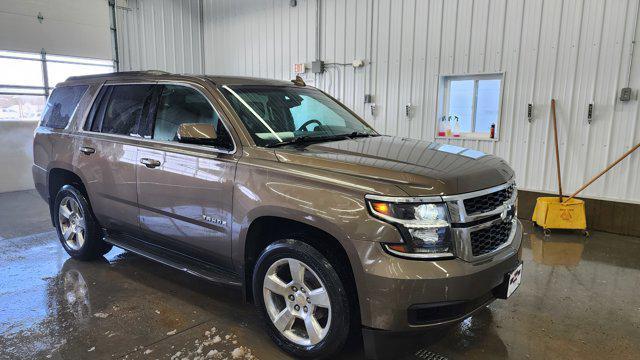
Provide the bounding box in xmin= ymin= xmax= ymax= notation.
xmin=366 ymin=196 xmax=454 ymax=259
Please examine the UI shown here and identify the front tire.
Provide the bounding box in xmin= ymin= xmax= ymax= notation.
xmin=53 ymin=185 xmax=112 ymax=260
xmin=253 ymin=240 xmax=351 ymax=359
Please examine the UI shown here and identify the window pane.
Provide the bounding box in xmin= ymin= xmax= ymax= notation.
xmin=0 ymin=87 xmax=46 ymax=95
xmin=0 ymin=57 xmax=44 ymax=87
xmin=153 ymin=85 xmax=232 ymax=149
xmin=101 ymin=85 xmax=154 ymax=135
xmin=475 ymin=79 xmax=501 ymax=134
xmin=290 ymin=95 xmax=347 ymax=130
xmin=40 ymin=85 xmax=88 ymax=128
xmin=0 ymin=94 xmax=45 ymax=121
xmin=47 ymin=62 xmax=112 ymax=87
xmin=0 ymin=50 xmax=41 ymax=60
xmin=448 ymin=80 xmax=474 ymax=133
xmin=221 ymin=85 xmax=373 ymax=146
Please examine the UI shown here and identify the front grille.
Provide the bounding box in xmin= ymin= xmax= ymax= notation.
xmin=463 ymin=183 xmax=515 ymax=215
xmin=470 ymin=220 xmax=513 ymax=256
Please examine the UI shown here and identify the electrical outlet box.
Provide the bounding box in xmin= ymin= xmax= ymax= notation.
xmin=311 ymin=60 xmax=324 ymax=74
xmin=620 ymin=87 xmax=632 ymax=102
xmin=364 ymin=94 xmax=373 ymax=103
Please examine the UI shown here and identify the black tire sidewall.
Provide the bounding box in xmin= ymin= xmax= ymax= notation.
xmin=53 ymin=185 xmax=104 ymax=260
xmin=252 ymin=239 xmax=351 ymax=359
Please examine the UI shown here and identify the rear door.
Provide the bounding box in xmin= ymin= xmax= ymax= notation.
xmin=76 ymin=82 xmax=155 ymax=235
xmin=136 ymin=82 xmax=238 ymax=269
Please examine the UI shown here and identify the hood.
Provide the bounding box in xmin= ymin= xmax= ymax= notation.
xmin=274 ymin=136 xmax=514 ymax=196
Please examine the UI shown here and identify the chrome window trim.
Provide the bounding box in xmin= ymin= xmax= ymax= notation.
xmin=75 ymin=131 xmax=237 ymax=157
xmin=78 ymin=80 xmax=238 ymax=155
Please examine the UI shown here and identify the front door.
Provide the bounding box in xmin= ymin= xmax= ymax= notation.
xmin=136 ymin=83 xmax=238 ymax=269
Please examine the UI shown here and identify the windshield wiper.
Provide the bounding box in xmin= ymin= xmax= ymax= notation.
xmin=347 ymin=131 xmax=378 ymax=138
xmin=265 ymin=135 xmax=310 ymax=148
xmin=265 ymin=132 xmax=379 ymax=148
xmin=265 ymin=134 xmax=350 ymax=148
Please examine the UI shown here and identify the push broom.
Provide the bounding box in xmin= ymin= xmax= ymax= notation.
xmin=532 ymin=99 xmax=587 ymax=234
xmin=533 ymin=99 xmax=640 ymax=234
xmin=562 ymin=141 xmax=640 ymax=204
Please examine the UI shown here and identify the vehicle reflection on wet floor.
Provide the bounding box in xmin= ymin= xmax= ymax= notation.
xmin=1 ymin=191 xmax=639 ymax=359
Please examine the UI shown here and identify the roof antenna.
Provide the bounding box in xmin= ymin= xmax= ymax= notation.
xmin=291 ymin=75 xmax=306 ymax=86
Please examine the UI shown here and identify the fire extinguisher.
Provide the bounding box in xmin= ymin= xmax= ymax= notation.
xmin=490 ymin=124 xmax=495 ymax=139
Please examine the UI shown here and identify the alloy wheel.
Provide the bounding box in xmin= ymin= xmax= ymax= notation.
xmin=263 ymin=258 xmax=332 ymax=346
xmin=58 ymin=196 xmax=86 ymax=251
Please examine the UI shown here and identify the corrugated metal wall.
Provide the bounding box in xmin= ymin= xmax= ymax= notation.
xmin=116 ymin=0 xmax=203 ymax=73
xmin=119 ymin=0 xmax=640 ymax=204
xmin=201 ymin=0 xmax=640 ymax=204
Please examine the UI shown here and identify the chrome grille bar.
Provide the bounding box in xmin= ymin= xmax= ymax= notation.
xmin=443 ymin=180 xmax=518 ymax=262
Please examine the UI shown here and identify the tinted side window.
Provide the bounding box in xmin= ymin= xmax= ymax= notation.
xmin=41 ymin=85 xmax=88 ymax=128
xmin=100 ymin=84 xmax=154 ymax=135
xmin=84 ymin=86 xmax=110 ymax=131
xmin=152 ymin=85 xmax=233 ymax=149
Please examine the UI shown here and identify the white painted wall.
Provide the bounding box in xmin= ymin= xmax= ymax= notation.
xmin=0 ymin=122 xmax=39 ymax=193
xmin=0 ymin=0 xmax=111 ymax=193
xmin=199 ymin=0 xmax=640 ymax=204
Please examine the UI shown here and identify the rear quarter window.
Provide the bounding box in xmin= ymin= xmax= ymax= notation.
xmin=40 ymin=85 xmax=88 ymax=129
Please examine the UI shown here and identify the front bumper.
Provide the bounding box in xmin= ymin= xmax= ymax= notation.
xmin=352 ymin=219 xmax=523 ymax=332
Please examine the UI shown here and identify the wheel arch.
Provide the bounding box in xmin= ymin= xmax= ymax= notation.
xmin=47 ymin=167 xmax=90 ymax=226
xmin=242 ymin=215 xmax=361 ymax=325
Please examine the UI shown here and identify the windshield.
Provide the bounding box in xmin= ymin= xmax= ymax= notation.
xmin=220 ymin=85 xmax=377 ymax=147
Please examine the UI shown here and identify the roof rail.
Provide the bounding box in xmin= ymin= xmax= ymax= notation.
xmin=66 ymin=70 xmax=172 ymax=81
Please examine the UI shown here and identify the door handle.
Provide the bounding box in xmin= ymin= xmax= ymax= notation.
xmin=140 ymin=158 xmax=162 ymax=168
xmin=79 ymin=146 xmax=95 ymax=155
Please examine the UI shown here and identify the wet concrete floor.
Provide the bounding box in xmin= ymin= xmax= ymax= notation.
xmin=0 ymin=190 xmax=639 ymax=359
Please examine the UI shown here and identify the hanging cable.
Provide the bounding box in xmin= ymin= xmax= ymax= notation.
xmin=626 ymin=0 xmax=640 ymax=87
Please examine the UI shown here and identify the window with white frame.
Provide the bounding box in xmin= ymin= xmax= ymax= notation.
xmin=0 ymin=50 xmax=113 ymax=122
xmin=437 ymin=73 xmax=503 ymax=140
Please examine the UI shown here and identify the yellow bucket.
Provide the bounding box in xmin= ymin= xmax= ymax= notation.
xmin=531 ymin=197 xmax=586 ymax=230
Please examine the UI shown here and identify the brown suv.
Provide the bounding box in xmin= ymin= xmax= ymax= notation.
xmin=33 ymin=71 xmax=523 ymax=358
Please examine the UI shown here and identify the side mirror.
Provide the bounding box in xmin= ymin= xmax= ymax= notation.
xmin=176 ymin=123 xmax=217 ymax=145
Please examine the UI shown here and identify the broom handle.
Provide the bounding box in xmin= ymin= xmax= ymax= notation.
xmin=563 ymin=141 xmax=640 ymax=203
xmin=551 ymin=99 xmax=563 ymax=201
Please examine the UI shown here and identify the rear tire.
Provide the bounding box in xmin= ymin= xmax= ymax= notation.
xmin=53 ymin=185 xmax=112 ymax=260
xmin=252 ymin=239 xmax=351 ymax=359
